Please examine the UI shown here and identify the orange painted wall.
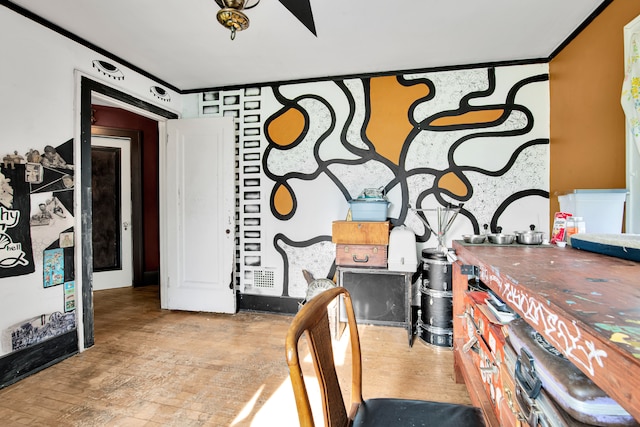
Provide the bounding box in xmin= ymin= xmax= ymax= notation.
xmin=549 ymin=0 xmax=640 ymax=224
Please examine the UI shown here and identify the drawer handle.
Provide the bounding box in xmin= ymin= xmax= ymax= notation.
xmin=480 ymin=364 xmax=498 ymax=375
xmin=352 ymin=254 xmax=369 ymax=263
xmin=504 ymin=388 xmax=520 ymax=415
xmin=462 ymin=336 xmax=477 ymax=353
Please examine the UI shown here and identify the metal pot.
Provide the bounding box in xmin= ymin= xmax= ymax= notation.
xmin=487 ymin=233 xmax=516 ymax=244
xmin=486 ymin=226 xmax=515 ymax=245
xmin=515 ymin=225 xmax=544 ymax=245
xmin=462 ymin=234 xmax=486 ymax=244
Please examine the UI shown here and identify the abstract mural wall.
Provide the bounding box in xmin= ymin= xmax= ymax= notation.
xmin=200 ymin=63 xmax=550 ymax=306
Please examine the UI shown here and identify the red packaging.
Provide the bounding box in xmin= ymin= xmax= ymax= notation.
xmin=550 ymin=212 xmax=572 ymax=244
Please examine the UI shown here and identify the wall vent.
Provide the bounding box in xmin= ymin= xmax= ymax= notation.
xmin=253 ymin=269 xmax=275 ymax=288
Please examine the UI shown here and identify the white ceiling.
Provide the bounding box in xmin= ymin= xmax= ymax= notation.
xmin=6 ymin=0 xmax=609 ymax=92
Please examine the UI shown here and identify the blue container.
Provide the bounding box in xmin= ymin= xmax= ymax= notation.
xmin=349 ymin=199 xmax=389 ymax=221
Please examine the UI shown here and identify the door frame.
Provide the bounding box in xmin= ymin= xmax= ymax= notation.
xmin=91 ymin=126 xmax=143 ymax=287
xmin=78 ymin=75 xmax=178 ymax=350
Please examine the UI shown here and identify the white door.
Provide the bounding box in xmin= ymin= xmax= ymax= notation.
xmin=91 ymin=135 xmax=133 ymax=290
xmin=162 ymin=116 xmax=236 ymax=313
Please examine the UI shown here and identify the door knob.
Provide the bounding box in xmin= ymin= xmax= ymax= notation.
xmin=123 ymin=221 xmax=130 ymax=230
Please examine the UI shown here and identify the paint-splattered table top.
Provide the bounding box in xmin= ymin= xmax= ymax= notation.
xmin=453 ymin=240 xmax=640 ymax=422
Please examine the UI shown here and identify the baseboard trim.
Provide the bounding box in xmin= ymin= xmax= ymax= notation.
xmin=238 ymin=293 xmax=301 ymax=314
xmin=0 ymin=330 xmax=78 ymax=389
xmin=140 ymin=270 xmax=159 ymax=286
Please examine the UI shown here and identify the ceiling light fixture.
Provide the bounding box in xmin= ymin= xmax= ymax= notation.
xmin=215 ymin=0 xmax=260 ymax=40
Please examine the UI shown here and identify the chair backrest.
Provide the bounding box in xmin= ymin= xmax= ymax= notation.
xmin=285 ymin=287 xmax=364 ymax=427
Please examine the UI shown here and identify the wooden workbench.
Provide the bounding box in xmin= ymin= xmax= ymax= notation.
xmin=451 ymin=240 xmax=640 ymax=425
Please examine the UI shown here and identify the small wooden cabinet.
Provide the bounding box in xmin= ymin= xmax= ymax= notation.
xmin=337 ymin=266 xmax=416 ymax=346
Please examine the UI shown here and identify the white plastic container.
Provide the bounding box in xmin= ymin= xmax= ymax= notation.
xmin=387 ymin=226 xmax=418 ymax=272
xmin=558 ymin=189 xmax=627 ymax=234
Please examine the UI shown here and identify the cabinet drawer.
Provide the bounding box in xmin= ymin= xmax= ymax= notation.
xmin=336 ymin=244 xmax=387 ymax=267
xmin=499 ymin=361 xmax=527 ymax=427
xmin=332 ymin=221 xmax=390 ymax=245
xmin=469 ymin=323 xmax=502 ymax=421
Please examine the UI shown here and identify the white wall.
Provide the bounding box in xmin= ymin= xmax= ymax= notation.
xmin=0 ymin=7 xmax=189 ymax=356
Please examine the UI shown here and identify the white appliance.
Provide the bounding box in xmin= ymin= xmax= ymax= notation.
xmin=387 ymin=226 xmax=418 ymax=272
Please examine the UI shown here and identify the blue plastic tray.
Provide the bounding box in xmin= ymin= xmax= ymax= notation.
xmin=569 ymin=234 xmax=640 ymax=262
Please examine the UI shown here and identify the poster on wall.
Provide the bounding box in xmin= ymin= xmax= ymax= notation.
xmin=43 ymin=248 xmax=64 ymax=287
xmin=59 ymin=231 xmax=74 ymax=248
xmin=64 ymin=281 xmax=75 ymax=312
xmin=0 ymin=164 xmax=35 ymax=277
xmin=44 ymin=231 xmax=75 ymax=286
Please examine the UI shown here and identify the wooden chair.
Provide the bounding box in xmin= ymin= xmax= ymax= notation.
xmin=285 ymin=286 xmax=485 ymax=427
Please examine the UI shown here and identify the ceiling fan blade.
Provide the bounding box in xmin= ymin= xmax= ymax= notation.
xmin=278 ymin=0 xmax=316 ymax=37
